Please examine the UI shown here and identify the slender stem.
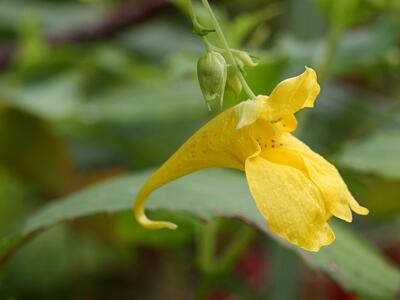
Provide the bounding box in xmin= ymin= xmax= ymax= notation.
xmin=318 ymin=25 xmax=342 ymax=83
xmin=216 ymin=226 xmax=256 ymax=274
xmin=0 ymin=0 xmax=169 ymax=71
xmin=197 ymin=220 xmax=218 ymax=274
xmin=202 ymin=37 xmax=213 ymax=52
xmin=195 ymin=222 xmax=257 ymax=299
xmin=187 ymin=0 xmax=195 ymax=19
xmin=318 ymin=0 xmax=350 ymax=83
xmin=189 ymin=1 xmax=214 ymax=54
xmin=300 ymin=4 xmax=346 ymax=138
xmin=201 ymin=0 xmax=256 ymax=100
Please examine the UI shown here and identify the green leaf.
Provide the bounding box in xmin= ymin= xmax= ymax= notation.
xmin=1 ymin=169 xmax=399 ymax=299
xmin=0 ymin=1 xmax=103 ymax=32
xmin=309 ymin=221 xmax=400 ymax=300
xmin=1 ymin=75 xmax=204 ymax=124
xmin=313 ymin=0 xmax=374 ymax=28
xmin=332 ymin=14 xmax=398 ymax=75
xmin=227 ymin=4 xmax=283 ymax=46
xmin=1 ymin=74 xmax=83 ymax=121
xmin=120 ymin=20 xmax=199 ymax=58
xmin=0 ymin=234 xmax=24 ymax=266
xmin=337 ymin=128 xmax=400 ymax=179
xmin=89 ymin=80 xmax=204 ymax=124
xmin=0 ymin=167 xmax=33 ymax=237
xmin=360 ymin=180 xmax=400 ymax=218
xmin=278 ymin=13 xmax=398 ymax=76
xmin=0 ymin=108 xmax=74 ymax=194
xmin=1 ymin=225 xmax=132 ymax=298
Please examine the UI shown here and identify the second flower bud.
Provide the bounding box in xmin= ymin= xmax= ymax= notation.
xmin=197 ymin=51 xmax=227 ymax=111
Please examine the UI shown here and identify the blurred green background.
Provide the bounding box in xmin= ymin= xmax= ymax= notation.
xmin=0 ymin=0 xmax=399 ymax=299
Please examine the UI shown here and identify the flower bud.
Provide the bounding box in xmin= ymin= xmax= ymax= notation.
xmin=233 ymin=50 xmax=259 ymax=68
xmin=197 ymin=51 xmax=227 ymax=111
xmin=226 ymin=65 xmax=242 ymax=97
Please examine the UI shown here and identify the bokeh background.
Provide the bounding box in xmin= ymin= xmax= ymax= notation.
xmin=0 ymin=0 xmax=399 ymax=299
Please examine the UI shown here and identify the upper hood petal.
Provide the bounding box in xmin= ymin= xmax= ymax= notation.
xmin=266 ymin=67 xmax=320 ymax=121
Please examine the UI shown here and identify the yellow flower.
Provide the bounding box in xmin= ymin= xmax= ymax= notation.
xmin=134 ymin=67 xmax=368 ymax=252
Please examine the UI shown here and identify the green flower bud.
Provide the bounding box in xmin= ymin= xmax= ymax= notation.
xmin=233 ymin=50 xmax=259 ymax=68
xmin=197 ymin=51 xmax=227 ymax=111
xmin=226 ymin=65 xmax=242 ymax=97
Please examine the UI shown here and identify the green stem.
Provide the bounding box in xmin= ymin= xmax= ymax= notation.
xmin=302 ymin=5 xmax=345 ymax=138
xmin=216 ymin=226 xmax=256 ymax=274
xmin=201 ymin=0 xmax=256 ymax=100
xmin=197 ymin=220 xmax=218 ymax=274
xmin=318 ymin=25 xmax=342 ymax=83
xmin=187 ymin=0 xmax=195 ymax=19
xmin=196 ymin=222 xmax=257 ymax=299
xmin=202 ymin=36 xmax=213 ymax=52
xmin=318 ymin=0 xmax=351 ymax=83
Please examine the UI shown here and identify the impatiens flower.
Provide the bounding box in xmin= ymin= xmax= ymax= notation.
xmin=134 ymin=67 xmax=368 ymax=251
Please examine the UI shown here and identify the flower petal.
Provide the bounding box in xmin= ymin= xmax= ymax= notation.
xmin=235 ymin=99 xmax=263 ymax=129
xmin=134 ymin=107 xmax=260 ymax=229
xmin=245 ymin=155 xmax=335 ymax=251
xmin=267 ymin=67 xmax=320 ymax=120
xmin=303 ymin=156 xmax=353 ymax=222
xmin=278 ymin=134 xmax=369 ymax=221
xmin=348 ymin=194 xmax=369 ymax=215
xmin=273 ymin=114 xmax=298 ymax=132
